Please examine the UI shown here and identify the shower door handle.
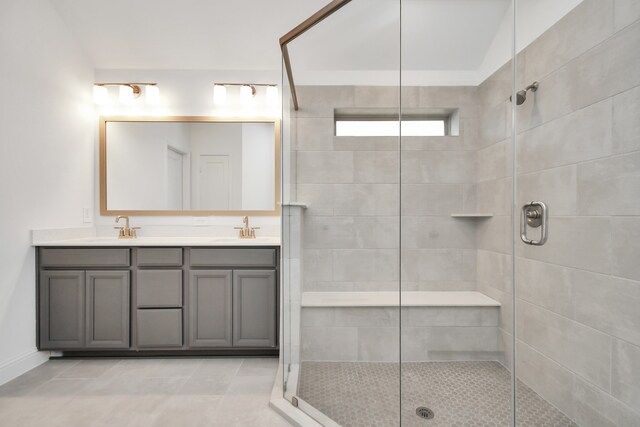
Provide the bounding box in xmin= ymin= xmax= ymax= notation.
xmin=520 ymin=201 xmax=548 ymax=246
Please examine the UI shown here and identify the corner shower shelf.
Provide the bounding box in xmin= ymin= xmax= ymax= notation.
xmin=450 ymin=213 xmax=494 ymax=218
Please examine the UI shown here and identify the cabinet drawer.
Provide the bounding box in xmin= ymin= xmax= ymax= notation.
xmin=190 ymin=249 xmax=276 ymax=267
xmin=137 ymin=309 xmax=182 ymax=348
xmin=40 ymin=248 xmax=130 ymax=268
xmin=137 ymin=248 xmax=183 ymax=267
xmin=137 ymin=270 xmax=182 ymax=308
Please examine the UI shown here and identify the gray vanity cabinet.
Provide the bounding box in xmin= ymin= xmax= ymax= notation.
xmin=38 ymin=246 xmax=278 ymax=354
xmin=233 ymin=270 xmax=277 ymax=348
xmin=39 ymin=271 xmax=85 ymax=349
xmin=85 ymin=271 xmax=130 ymax=349
xmin=189 ymin=270 xmax=233 ymax=347
xmin=39 ymin=270 xmax=130 ymax=350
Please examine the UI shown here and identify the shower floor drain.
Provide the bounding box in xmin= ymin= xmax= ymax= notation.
xmin=416 ymin=407 xmax=434 ymax=420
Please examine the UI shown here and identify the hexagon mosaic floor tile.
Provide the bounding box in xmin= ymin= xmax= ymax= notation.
xmin=298 ymin=361 xmax=577 ymax=427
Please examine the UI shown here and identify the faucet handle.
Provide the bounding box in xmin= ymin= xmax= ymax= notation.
xmin=113 ymin=226 xmax=125 ymax=238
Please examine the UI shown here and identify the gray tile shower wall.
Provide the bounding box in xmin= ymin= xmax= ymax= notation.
xmin=294 ymin=85 xmax=479 ymax=293
xmin=477 ymin=0 xmax=640 ymax=425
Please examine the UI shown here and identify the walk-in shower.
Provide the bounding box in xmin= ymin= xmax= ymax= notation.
xmin=280 ymin=1 xmax=640 ymax=426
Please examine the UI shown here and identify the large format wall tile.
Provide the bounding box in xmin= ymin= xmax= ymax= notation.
xmin=516 ymin=301 xmax=611 ymax=391
xmin=573 ymin=271 xmax=640 ymax=347
xmin=332 ymin=249 xmax=399 ymax=282
xmin=614 ymin=0 xmax=640 ymax=31
xmin=613 ymin=85 xmax=640 ymax=154
xmin=354 ymin=151 xmax=399 ymax=183
xmin=401 ymin=150 xmax=475 ymax=184
xmin=515 ymin=341 xmax=576 ymax=420
xmin=516 ymin=165 xmax=577 ymax=216
xmin=294 ymin=118 xmax=334 ymax=151
xmin=400 ymin=184 xmax=464 ymax=215
xmin=612 ymin=339 xmax=640 ymax=410
xmin=612 ymin=217 xmax=640 ymax=281
xmin=577 ymin=151 xmax=640 ymax=215
xmin=573 ymin=376 xmax=640 ymax=427
xmin=477 ymin=139 xmax=511 ymax=182
xmin=518 ymin=216 xmax=612 ymax=274
xmin=333 ymin=184 xmax=399 ymax=216
xmin=301 ymin=327 xmax=358 ymax=361
xmin=401 ymin=216 xmax=476 ymax=249
xmin=522 ymin=0 xmax=614 ymax=83
xmin=297 ymin=151 xmax=354 ymax=183
xmin=515 ymin=257 xmax=574 ymax=320
xmin=516 ymin=98 xmax=612 ymax=174
xmin=295 ymin=86 xmax=354 ymax=118
xmin=569 ymin=20 xmax=640 ymax=111
xmin=477 ymin=250 xmax=512 ymax=294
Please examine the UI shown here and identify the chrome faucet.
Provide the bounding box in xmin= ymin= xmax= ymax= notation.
xmin=114 ymin=216 xmax=141 ymax=239
xmin=234 ymin=216 xmax=259 ymax=239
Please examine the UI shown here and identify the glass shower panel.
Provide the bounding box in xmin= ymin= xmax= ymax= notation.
xmin=281 ymin=0 xmax=402 ymax=425
xmin=400 ymin=0 xmax=516 ymax=425
xmin=513 ymin=1 xmax=640 ymax=426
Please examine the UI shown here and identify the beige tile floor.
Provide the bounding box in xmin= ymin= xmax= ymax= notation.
xmin=0 ymin=357 xmax=291 ymax=427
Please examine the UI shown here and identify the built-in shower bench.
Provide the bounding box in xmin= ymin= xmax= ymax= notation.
xmin=300 ymin=291 xmax=503 ymax=363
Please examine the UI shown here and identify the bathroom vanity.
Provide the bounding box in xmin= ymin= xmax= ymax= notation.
xmin=35 ymin=240 xmax=279 ymax=356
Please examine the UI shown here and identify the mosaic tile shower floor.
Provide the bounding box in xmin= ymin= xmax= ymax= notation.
xmin=298 ymin=361 xmax=577 ymax=427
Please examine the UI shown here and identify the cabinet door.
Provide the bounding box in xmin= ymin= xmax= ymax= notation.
xmin=39 ymin=271 xmax=85 ymax=349
xmin=189 ymin=270 xmax=232 ymax=347
xmin=85 ymin=271 xmax=130 ymax=349
xmin=233 ymin=270 xmax=276 ymax=348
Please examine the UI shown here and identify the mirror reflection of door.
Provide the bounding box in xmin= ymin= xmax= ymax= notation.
xmin=198 ymin=155 xmax=230 ymax=210
xmin=166 ymin=146 xmax=187 ymax=210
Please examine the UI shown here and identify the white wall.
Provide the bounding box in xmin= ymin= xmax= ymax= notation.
xmin=0 ymin=0 xmax=94 ymax=384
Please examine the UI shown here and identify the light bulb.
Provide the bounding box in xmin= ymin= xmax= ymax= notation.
xmin=145 ymin=85 xmax=160 ymax=105
xmin=213 ymin=85 xmax=227 ymax=105
xmin=119 ymin=85 xmax=134 ymax=104
xmin=266 ymin=86 xmax=279 ymax=106
xmin=240 ymin=85 xmax=255 ymax=103
xmin=93 ymin=85 xmax=109 ymax=104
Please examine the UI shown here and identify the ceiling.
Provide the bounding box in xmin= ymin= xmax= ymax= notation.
xmin=50 ymin=0 xmax=579 ymax=82
xmin=49 ymin=0 xmax=329 ymax=70
xmin=50 ymin=0 xmax=511 ymax=72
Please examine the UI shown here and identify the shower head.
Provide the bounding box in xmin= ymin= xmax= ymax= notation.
xmin=510 ymin=81 xmax=539 ymax=105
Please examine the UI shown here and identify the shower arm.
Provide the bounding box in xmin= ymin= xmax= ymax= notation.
xmin=279 ymin=0 xmax=353 ymax=111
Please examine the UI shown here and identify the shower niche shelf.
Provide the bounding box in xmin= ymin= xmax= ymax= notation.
xmin=450 ymin=213 xmax=493 ymax=218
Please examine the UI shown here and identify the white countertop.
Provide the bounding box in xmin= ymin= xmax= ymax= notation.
xmin=34 ymin=236 xmax=280 ymax=247
xmin=301 ymin=291 xmax=501 ymax=307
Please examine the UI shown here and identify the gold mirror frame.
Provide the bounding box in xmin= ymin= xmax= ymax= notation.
xmin=99 ymin=116 xmax=281 ymax=216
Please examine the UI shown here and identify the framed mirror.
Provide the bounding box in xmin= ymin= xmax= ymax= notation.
xmin=99 ymin=116 xmax=280 ymax=216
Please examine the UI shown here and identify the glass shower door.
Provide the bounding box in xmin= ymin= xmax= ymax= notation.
xmin=281 ymin=0 xmax=403 ymax=425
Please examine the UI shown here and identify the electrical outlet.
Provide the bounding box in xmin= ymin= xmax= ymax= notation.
xmin=82 ymin=207 xmax=93 ymax=223
xmin=193 ymin=217 xmax=208 ymax=226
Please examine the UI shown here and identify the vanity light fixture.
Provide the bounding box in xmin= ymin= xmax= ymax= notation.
xmin=119 ymin=85 xmax=135 ymax=104
xmin=213 ymin=84 xmax=227 ymax=105
xmin=266 ymin=85 xmax=279 ymax=106
xmin=240 ymin=84 xmax=256 ymax=103
xmin=212 ymin=83 xmax=278 ymax=106
xmin=93 ymin=83 xmax=160 ymax=105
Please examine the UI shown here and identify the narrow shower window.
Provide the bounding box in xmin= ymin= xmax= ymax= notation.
xmin=335 ymin=117 xmax=447 ymax=136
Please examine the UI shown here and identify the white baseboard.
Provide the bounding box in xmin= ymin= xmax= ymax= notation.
xmin=0 ymin=350 xmax=49 ymax=386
